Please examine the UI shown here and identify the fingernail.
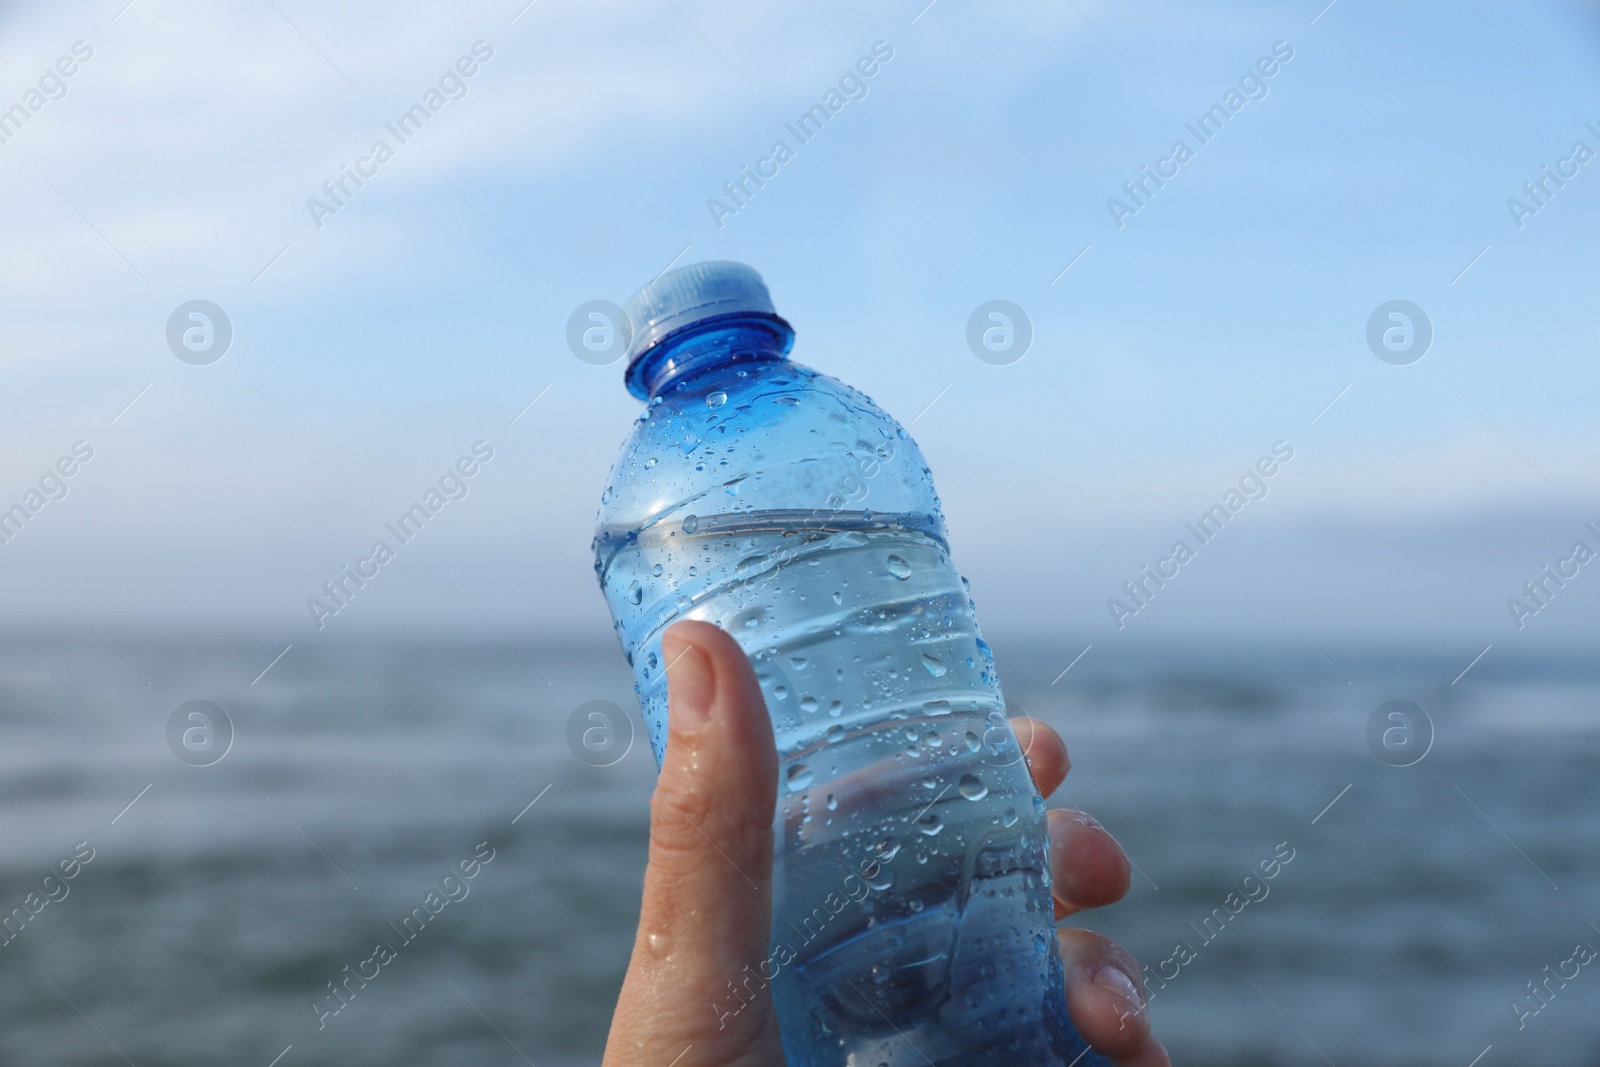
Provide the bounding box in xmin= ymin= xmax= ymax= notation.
xmin=1073 ymin=811 xmax=1106 ymax=832
xmin=1090 ymin=963 xmax=1145 ymax=1011
xmin=663 ymin=629 xmax=714 ymax=731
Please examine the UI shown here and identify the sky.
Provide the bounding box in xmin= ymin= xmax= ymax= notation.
xmin=1 ymin=0 xmax=1597 ymax=668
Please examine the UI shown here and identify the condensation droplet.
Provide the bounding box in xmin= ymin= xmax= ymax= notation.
xmin=921 ymin=653 xmax=947 ymax=677
xmin=826 ymin=724 xmax=846 ymax=744
xmin=959 ymin=774 xmax=988 ymax=800
xmin=917 ymin=813 xmax=944 ymax=836
xmin=787 ymin=763 xmax=813 ymax=792
xmin=627 ymin=581 xmax=643 ymax=605
xmin=1003 ymin=807 xmax=1019 ymax=827
xmin=826 ymin=793 xmax=837 ymax=811
xmin=707 ymin=391 xmax=728 ymax=408
xmin=773 ymin=684 xmax=789 ymax=701
xmin=800 ymin=696 xmax=819 ymax=713
xmin=652 ymin=564 xmax=663 ymax=577
xmin=886 ymin=555 xmax=912 ymax=580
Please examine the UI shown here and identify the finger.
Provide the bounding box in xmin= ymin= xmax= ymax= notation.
xmin=603 ymin=621 xmax=784 ymax=1067
xmin=1011 ymin=717 xmax=1070 ymax=797
xmin=1047 ymin=809 xmax=1132 ymax=919
xmin=1057 ymin=928 xmax=1162 ymax=1063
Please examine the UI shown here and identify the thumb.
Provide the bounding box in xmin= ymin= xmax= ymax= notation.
xmin=603 ymin=620 xmax=784 ymax=1067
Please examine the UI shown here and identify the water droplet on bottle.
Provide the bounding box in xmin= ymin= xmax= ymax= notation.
xmin=681 ymin=514 xmax=699 ymax=534
xmin=800 ymin=696 xmax=819 ymax=713
xmin=646 ymin=651 xmax=658 ymax=671
xmin=828 ymin=700 xmax=842 ymax=717
xmin=643 ymin=457 xmax=658 ymax=469
xmin=707 ymin=391 xmax=728 ymax=408
xmin=1033 ymin=932 xmax=1049 ymax=956
xmin=826 ymin=723 xmax=846 ymax=744
xmin=627 ymin=581 xmax=643 ymax=605
xmin=917 ymin=813 xmax=944 ymax=836
xmin=866 ymin=867 xmax=895 ymax=891
xmin=773 ymin=684 xmax=788 ymax=700
xmin=789 ymin=656 xmax=808 ymax=670
xmin=831 ymin=590 xmax=843 ymax=605
xmin=1033 ymin=795 xmax=1047 ymax=815
xmin=826 ymin=793 xmax=837 ymax=811
xmin=921 ymin=653 xmax=947 ymax=677
xmin=652 ymin=564 xmax=663 ymax=577
xmin=786 ymin=763 xmax=813 ymax=791
xmin=886 ymin=555 xmax=912 ymax=579
xmin=1003 ymin=807 xmax=1019 ymax=827
xmin=964 ymin=731 xmax=981 ymax=752
xmin=959 ymin=773 xmax=988 ymax=800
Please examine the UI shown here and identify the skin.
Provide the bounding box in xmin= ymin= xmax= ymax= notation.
xmin=603 ymin=620 xmax=1171 ymax=1067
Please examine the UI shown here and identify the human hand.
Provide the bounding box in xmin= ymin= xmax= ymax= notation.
xmin=602 ymin=620 xmax=1170 ymax=1067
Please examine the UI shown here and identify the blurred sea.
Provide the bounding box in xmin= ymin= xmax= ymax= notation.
xmin=1 ymin=633 xmax=1596 ymax=1067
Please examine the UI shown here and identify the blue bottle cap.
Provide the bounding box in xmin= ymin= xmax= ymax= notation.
xmin=622 ymin=262 xmax=793 ymax=393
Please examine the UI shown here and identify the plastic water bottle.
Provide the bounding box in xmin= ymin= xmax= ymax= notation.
xmin=594 ymin=262 xmax=1108 ymax=1067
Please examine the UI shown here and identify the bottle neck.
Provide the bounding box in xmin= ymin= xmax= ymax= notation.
xmin=625 ymin=313 xmax=793 ymax=400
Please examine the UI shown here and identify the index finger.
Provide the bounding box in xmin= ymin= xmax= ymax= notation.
xmin=1011 ymin=716 xmax=1070 ymax=797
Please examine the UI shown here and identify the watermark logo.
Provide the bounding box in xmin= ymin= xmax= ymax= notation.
xmin=306 ymin=41 xmax=494 ymax=229
xmin=1365 ymin=300 xmax=1431 ymax=366
xmin=706 ymin=41 xmax=894 ymax=229
xmin=1107 ymin=40 xmax=1294 ymax=229
xmin=1366 ymin=699 xmax=1432 ymax=767
xmin=1506 ymin=521 xmax=1599 ymax=629
xmin=166 ymin=300 xmax=232 ymax=365
xmin=966 ymin=300 xmax=1032 ymax=365
xmin=566 ymin=300 xmax=632 ymax=366
xmin=566 ymin=699 xmax=634 ymax=767
xmin=166 ymin=699 xmax=234 ymax=766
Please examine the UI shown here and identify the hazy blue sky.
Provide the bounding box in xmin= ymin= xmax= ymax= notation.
xmin=1 ymin=0 xmax=1597 ymax=668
